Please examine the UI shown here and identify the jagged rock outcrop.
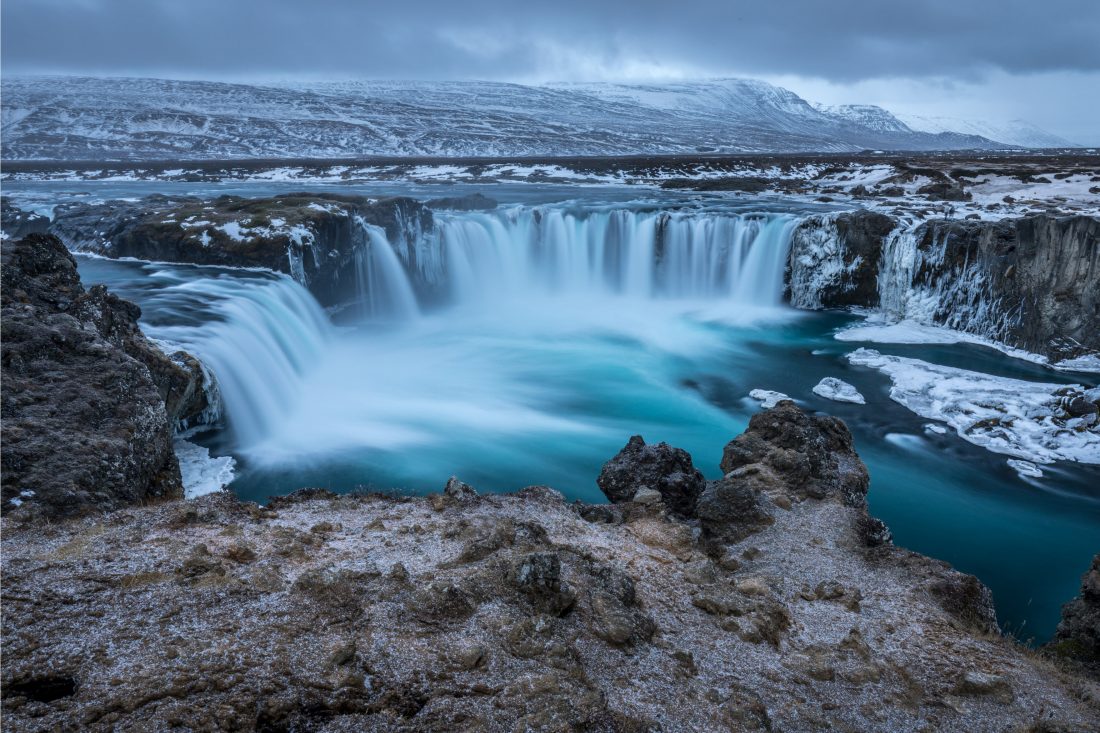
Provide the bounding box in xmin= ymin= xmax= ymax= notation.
xmin=720 ymin=399 xmax=871 ymax=507
xmin=596 ymin=435 xmax=705 ymax=516
xmin=1049 ymin=554 xmax=1100 ymax=675
xmin=48 ymin=194 xmax=434 ymax=308
xmin=1 ymin=233 xmax=207 ymax=517
xmin=3 ymin=413 xmax=1096 ymax=731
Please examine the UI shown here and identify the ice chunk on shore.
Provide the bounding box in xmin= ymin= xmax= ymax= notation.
xmin=846 ymin=348 xmax=1100 ymax=464
xmin=749 ymin=389 xmax=790 ymax=409
xmin=812 ymin=377 xmax=865 ymax=404
xmin=175 ymin=439 xmax=236 ymax=498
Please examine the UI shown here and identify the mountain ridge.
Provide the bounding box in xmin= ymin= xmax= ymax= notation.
xmin=0 ymin=75 xmax=1049 ymax=161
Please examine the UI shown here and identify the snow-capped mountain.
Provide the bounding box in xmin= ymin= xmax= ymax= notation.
xmin=813 ymin=104 xmax=913 ymax=134
xmin=1 ymin=76 xmax=1010 ymax=161
xmin=894 ymin=114 xmax=1076 ymax=149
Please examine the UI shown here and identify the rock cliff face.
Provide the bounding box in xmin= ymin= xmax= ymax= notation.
xmin=1049 ymin=554 xmax=1100 ymax=676
xmin=787 ymin=210 xmax=895 ymax=309
xmin=1 ymin=234 xmax=207 ymax=518
xmin=49 ymin=194 xmax=434 ymax=308
xmin=788 ymin=212 xmax=1100 ymax=359
xmin=909 ymin=215 xmax=1100 ymax=359
xmin=4 ymin=402 xmax=1097 ymax=731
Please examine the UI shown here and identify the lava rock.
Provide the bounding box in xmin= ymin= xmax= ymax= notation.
xmin=444 ymin=476 xmax=478 ymax=501
xmin=1 ymin=234 xmax=208 ymax=517
xmin=510 ymin=552 xmax=576 ymax=616
xmin=696 ymin=469 xmax=775 ymax=542
xmin=719 ymin=401 xmax=870 ymax=507
xmin=0 ymin=199 xmax=50 ymax=239
xmin=597 ymin=435 xmax=705 ymax=516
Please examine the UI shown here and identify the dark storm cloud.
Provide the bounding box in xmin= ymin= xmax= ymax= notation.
xmin=2 ymin=0 xmax=1099 ymax=82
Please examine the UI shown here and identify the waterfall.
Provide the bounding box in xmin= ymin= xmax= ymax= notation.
xmin=352 ymin=217 xmax=420 ymax=320
xmin=148 ymin=272 xmax=333 ymax=449
xmin=397 ymin=207 xmax=799 ymax=307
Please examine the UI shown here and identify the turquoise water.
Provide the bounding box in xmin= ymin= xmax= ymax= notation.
xmin=19 ymin=179 xmax=1096 ymax=644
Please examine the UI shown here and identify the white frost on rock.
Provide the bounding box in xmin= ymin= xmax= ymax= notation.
xmin=787 ymin=214 xmax=858 ymax=309
xmin=749 ymin=389 xmax=791 ymax=409
xmin=847 ymin=348 xmax=1100 ymax=465
xmin=1007 ymin=459 xmax=1044 ymax=479
xmin=812 ymin=377 xmax=866 ymax=404
xmin=175 ymin=439 xmax=236 ymax=499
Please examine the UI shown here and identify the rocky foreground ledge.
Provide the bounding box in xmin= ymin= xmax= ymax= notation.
xmin=3 ymin=402 xmax=1099 ymax=732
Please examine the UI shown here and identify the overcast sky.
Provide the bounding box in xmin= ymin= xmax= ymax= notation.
xmin=3 ymin=0 xmax=1098 ymax=143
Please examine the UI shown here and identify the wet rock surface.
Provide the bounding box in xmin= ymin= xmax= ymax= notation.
xmin=3 ymin=405 xmax=1098 ymax=731
xmin=788 ymin=210 xmax=895 ymax=309
xmin=0 ymin=198 xmax=49 ymax=240
xmin=790 ymin=208 xmax=1100 ymax=360
xmin=1 ymin=234 xmax=208 ymax=518
xmin=48 ymin=194 xmax=434 ymax=308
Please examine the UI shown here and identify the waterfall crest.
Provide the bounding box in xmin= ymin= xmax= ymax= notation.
xmin=355 ymin=207 xmax=800 ymax=311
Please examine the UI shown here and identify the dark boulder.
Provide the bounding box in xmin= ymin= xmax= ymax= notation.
xmin=917 ymin=181 xmax=971 ymax=201
xmin=695 ymin=468 xmax=775 ymax=543
xmin=510 ymin=552 xmax=576 ymax=616
xmin=720 ymin=400 xmax=870 ymax=507
xmin=596 ymin=435 xmax=705 ymax=516
xmin=1 ymin=234 xmax=206 ymax=518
